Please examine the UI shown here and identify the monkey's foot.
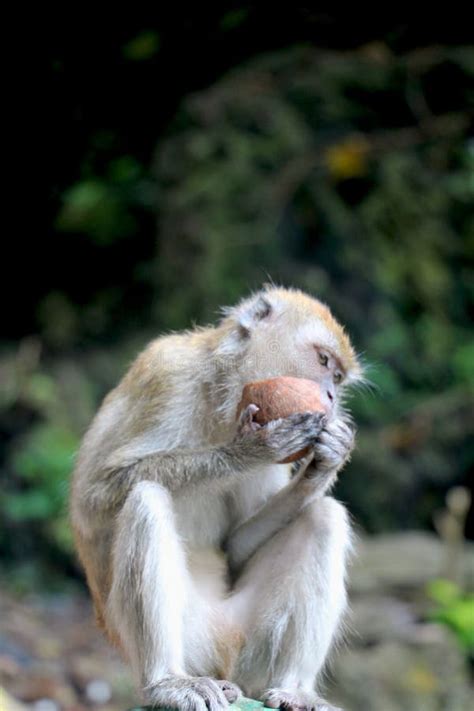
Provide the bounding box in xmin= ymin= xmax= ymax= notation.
xmin=144 ymin=675 xmax=241 ymax=711
xmin=261 ymin=688 xmax=342 ymax=711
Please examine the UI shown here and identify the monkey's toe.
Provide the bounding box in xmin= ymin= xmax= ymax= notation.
xmin=262 ymin=689 xmax=342 ymax=711
xmin=215 ymin=680 xmax=241 ymax=703
xmin=145 ymin=676 xmax=230 ymax=711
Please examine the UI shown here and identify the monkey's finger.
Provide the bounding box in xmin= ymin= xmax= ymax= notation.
xmin=208 ymin=686 xmax=229 ymax=711
xmin=318 ymin=425 xmax=355 ymax=454
xmin=294 ymin=451 xmax=317 ymax=477
xmin=266 ymin=411 xmax=326 ymax=433
xmin=324 ymin=417 xmax=355 ymax=438
xmin=238 ymin=403 xmax=261 ymax=434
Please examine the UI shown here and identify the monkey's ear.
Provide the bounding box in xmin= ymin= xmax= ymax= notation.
xmin=236 ymin=294 xmax=273 ymax=337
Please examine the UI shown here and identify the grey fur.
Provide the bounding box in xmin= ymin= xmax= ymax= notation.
xmin=70 ymin=287 xmax=361 ymax=711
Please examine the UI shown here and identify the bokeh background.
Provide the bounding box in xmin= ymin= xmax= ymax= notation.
xmin=2 ymin=7 xmax=473 ymax=711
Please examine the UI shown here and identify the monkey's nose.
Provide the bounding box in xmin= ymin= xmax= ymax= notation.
xmin=322 ymin=378 xmax=336 ymax=411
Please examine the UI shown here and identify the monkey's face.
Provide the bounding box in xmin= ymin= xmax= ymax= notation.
xmin=231 ymin=290 xmax=361 ymax=417
xmin=242 ymin=328 xmax=346 ymax=417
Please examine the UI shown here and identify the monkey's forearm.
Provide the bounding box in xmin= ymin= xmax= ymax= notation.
xmin=226 ymin=418 xmax=355 ymax=575
xmin=86 ymin=410 xmax=326 ymax=516
xmin=128 ymin=444 xmax=253 ymax=488
xmin=225 ymin=478 xmax=308 ymax=575
xmin=87 ymin=442 xmax=265 ymax=515
xmin=295 ymin=457 xmax=339 ymax=495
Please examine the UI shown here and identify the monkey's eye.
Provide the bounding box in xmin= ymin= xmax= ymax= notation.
xmin=318 ymin=352 xmax=329 ymax=367
xmin=334 ymin=371 xmax=343 ymax=385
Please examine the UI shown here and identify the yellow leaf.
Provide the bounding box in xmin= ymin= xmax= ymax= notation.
xmin=404 ymin=665 xmax=438 ymax=693
xmin=325 ymin=138 xmax=368 ymax=179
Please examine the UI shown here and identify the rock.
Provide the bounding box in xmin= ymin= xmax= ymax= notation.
xmin=10 ymin=672 xmax=77 ymax=708
xmin=348 ymin=596 xmax=417 ymax=644
xmin=327 ymin=532 xmax=474 ymax=710
xmin=0 ymin=654 xmax=21 ymax=679
xmin=32 ymin=700 xmax=60 ymax=711
xmin=329 ymin=631 xmax=472 ymax=711
xmin=0 ymin=687 xmax=27 ymax=711
xmin=228 ymin=700 xmax=271 ymax=711
xmin=350 ymin=532 xmax=474 ymax=594
xmin=85 ymin=679 xmax=112 ymax=705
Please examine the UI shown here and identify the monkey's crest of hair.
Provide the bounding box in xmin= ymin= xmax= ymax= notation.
xmin=220 ymin=286 xmax=362 ymax=381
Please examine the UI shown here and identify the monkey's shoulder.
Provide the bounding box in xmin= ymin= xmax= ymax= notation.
xmin=118 ymin=329 xmax=213 ymax=398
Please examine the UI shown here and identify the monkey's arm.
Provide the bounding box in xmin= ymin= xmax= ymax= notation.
xmin=225 ymin=416 xmax=355 ymax=576
xmin=91 ymin=444 xmax=255 ymax=511
xmin=85 ymin=412 xmax=323 ymax=514
xmin=225 ymin=477 xmax=308 ymax=575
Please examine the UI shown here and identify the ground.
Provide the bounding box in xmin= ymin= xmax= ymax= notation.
xmin=1 ymin=532 xmax=472 ymax=711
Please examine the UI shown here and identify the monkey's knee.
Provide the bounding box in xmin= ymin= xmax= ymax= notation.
xmin=300 ymin=496 xmax=353 ymax=585
xmin=121 ymin=480 xmax=173 ymax=520
xmin=299 ymin=497 xmax=352 ymax=556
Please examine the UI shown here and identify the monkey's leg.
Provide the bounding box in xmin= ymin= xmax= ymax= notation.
xmin=226 ymin=416 xmax=355 ymax=578
xmin=229 ymin=497 xmax=350 ymax=711
xmin=106 ymin=481 xmax=240 ymax=711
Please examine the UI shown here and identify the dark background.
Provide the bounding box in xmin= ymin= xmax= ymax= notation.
xmin=0 ymin=7 xmax=473 ymax=710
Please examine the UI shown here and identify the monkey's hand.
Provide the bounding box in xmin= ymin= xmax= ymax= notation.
xmin=301 ymin=416 xmax=355 ymax=485
xmin=236 ymin=405 xmax=326 ymax=465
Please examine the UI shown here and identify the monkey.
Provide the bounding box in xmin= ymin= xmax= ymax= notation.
xmin=70 ymin=286 xmax=363 ymax=711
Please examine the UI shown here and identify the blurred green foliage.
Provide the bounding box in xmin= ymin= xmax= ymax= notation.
xmin=122 ymin=30 xmax=161 ymax=61
xmin=56 ymin=156 xmax=148 ymax=245
xmin=1 ymin=31 xmax=473 ymax=585
xmin=427 ymin=579 xmax=474 ymax=656
xmin=6 ymin=425 xmax=77 ymax=545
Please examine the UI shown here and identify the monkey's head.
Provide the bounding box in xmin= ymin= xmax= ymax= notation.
xmin=217 ymin=287 xmax=363 ymax=419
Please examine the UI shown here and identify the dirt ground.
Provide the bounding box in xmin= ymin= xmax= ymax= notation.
xmin=0 ymin=590 xmax=136 ymax=711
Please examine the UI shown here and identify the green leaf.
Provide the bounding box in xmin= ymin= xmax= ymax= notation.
xmin=427 ymin=578 xmax=460 ymax=605
xmin=452 ymin=340 xmax=474 ymax=385
xmin=3 ymin=490 xmax=53 ymax=520
xmin=220 ymin=9 xmax=249 ymax=31
xmin=123 ymin=31 xmax=160 ymax=61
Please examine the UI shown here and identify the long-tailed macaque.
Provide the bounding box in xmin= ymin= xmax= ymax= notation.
xmin=70 ymin=287 xmax=363 ymax=711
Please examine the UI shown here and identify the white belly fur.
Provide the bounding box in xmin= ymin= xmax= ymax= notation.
xmin=173 ymin=464 xmax=291 ymax=602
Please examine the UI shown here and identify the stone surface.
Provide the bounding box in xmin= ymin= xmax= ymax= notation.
xmin=350 ymin=532 xmax=474 ymax=593
xmin=0 ymin=687 xmax=27 ymax=711
xmin=2 ymin=532 xmax=473 ymax=711
xmin=330 ymin=633 xmax=472 ymax=711
xmin=326 ymin=531 xmax=474 ymax=711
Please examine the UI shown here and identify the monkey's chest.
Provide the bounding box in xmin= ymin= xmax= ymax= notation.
xmin=172 ymin=464 xmax=291 ymax=548
xmin=228 ymin=464 xmax=291 ymax=522
xmin=173 ymin=488 xmax=230 ymax=547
